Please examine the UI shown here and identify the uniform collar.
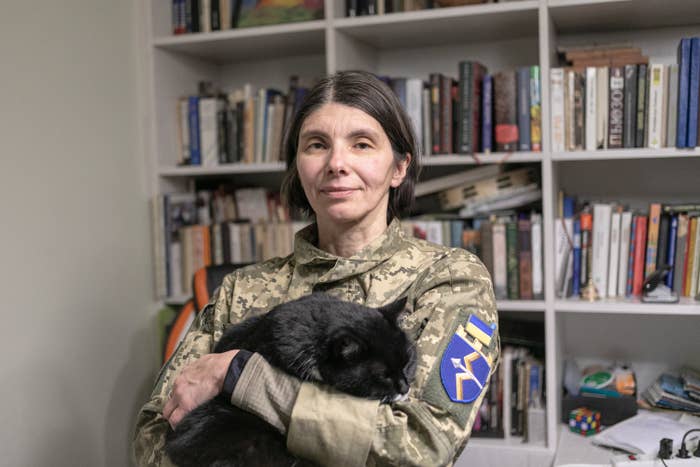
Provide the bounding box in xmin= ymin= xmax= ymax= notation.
xmin=293 ymin=218 xmax=405 ymax=276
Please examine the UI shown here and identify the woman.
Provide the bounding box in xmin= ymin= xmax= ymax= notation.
xmin=133 ymin=70 xmax=499 ymax=466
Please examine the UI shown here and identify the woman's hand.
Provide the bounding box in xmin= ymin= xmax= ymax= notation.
xmin=163 ymin=349 xmax=238 ymax=429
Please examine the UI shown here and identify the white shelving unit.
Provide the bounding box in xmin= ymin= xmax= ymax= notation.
xmin=141 ymin=1 xmax=700 ymax=465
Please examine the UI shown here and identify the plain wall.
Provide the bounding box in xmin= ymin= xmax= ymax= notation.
xmin=0 ymin=1 xmax=158 ymax=465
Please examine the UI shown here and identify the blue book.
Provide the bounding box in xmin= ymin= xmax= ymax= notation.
xmin=677 ymin=38 xmax=692 ymax=148
xmin=572 ymin=218 xmax=582 ymax=296
xmin=482 ymin=74 xmax=493 ymax=153
xmin=188 ymin=96 xmax=201 ymax=165
xmin=688 ymin=37 xmax=700 ymax=147
xmin=450 ymin=220 xmax=464 ymax=248
xmin=666 ymin=214 xmax=679 ymax=288
xmin=517 ymin=67 xmax=531 ymax=151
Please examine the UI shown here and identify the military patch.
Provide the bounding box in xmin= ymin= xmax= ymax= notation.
xmin=440 ymin=318 xmax=494 ymax=404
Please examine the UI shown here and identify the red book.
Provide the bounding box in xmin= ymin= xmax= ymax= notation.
xmin=632 ymin=215 xmax=648 ymax=295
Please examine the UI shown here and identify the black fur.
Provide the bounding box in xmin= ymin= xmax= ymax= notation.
xmin=165 ymin=293 xmax=416 ymax=467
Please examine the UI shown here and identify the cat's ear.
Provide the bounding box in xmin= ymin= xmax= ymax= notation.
xmin=332 ymin=335 xmax=363 ymax=362
xmin=378 ymin=296 xmax=408 ymax=323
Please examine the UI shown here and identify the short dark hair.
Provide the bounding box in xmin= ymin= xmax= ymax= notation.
xmin=281 ymin=70 xmax=421 ymax=220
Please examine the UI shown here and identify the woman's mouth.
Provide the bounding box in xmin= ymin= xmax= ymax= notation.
xmin=321 ymin=187 xmax=357 ymax=198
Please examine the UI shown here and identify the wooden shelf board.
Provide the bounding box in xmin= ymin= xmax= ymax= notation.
xmin=548 ymin=0 xmax=700 ymax=34
xmin=333 ymin=1 xmax=539 ymax=48
xmin=152 ymin=20 xmax=327 ymax=63
xmin=552 ymin=148 xmax=700 ymax=161
xmin=158 ymin=162 xmax=286 ymax=177
xmin=554 ymin=297 xmax=700 ymax=315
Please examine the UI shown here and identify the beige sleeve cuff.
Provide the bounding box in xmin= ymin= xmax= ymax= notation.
xmin=287 ymin=382 xmax=380 ymax=467
xmin=229 ymin=353 xmax=302 ymax=434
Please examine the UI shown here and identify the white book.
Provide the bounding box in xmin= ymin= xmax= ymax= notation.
xmin=585 ymin=67 xmax=597 ymax=151
xmin=211 ymin=223 xmax=224 ymax=265
xmin=493 ymin=222 xmax=507 ymax=300
xmin=667 ymin=64 xmax=679 ymax=148
xmin=235 ymin=188 xmax=269 ymax=223
xmin=263 ymin=102 xmax=276 ymax=162
xmin=607 ymin=210 xmax=622 ymax=297
xmin=566 ymin=70 xmax=576 ymax=151
xmin=229 ymin=223 xmax=241 ymax=264
xmin=425 ymin=221 xmax=443 ymax=245
xmin=617 ymin=211 xmax=633 ymax=297
xmin=177 ymin=97 xmax=190 ymax=164
xmin=647 ymin=64 xmax=667 ymax=149
xmin=422 ymin=88 xmax=431 ymax=157
xmin=200 ymin=0 xmax=211 ymax=32
xmin=531 ymin=213 xmax=543 ymax=298
xmin=199 ymin=97 xmax=219 ymax=167
xmin=414 ymin=164 xmax=501 ymax=197
xmin=596 ymin=67 xmax=609 ymax=149
xmin=406 ymin=78 xmax=423 ymax=150
xmin=592 ymin=203 xmax=613 ymax=298
xmin=255 ymin=89 xmax=266 ymax=163
xmin=550 ymin=68 xmax=565 ymax=152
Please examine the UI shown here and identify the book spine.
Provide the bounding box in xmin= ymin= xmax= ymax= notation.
xmin=495 ymin=71 xmax=518 ymax=152
xmin=626 ymin=215 xmax=637 ymax=296
xmin=440 ymin=75 xmax=453 ymax=154
xmin=645 ymin=203 xmax=662 ymax=277
xmin=580 ymin=212 xmax=592 ymax=290
xmin=565 ymin=70 xmax=575 ymax=151
xmin=210 ymin=0 xmax=220 ymax=30
xmin=647 ymin=64 xmax=666 ymax=149
xmin=518 ymin=218 xmax=533 ymax=300
xmin=493 ymin=223 xmax=508 ymax=300
xmin=688 ymin=38 xmax=700 ymax=147
xmin=684 ymin=218 xmax=698 ymax=296
xmin=690 ymin=218 xmax=700 ymax=297
xmin=530 ymin=66 xmax=541 ymax=152
xmin=188 ymin=96 xmax=201 ymax=165
xmin=608 ymin=66 xmax=625 ymax=149
xmin=608 ymin=210 xmax=621 ymax=297
xmin=623 ymin=64 xmax=638 ymax=148
xmin=517 ymin=67 xmax=531 ymax=151
xmin=482 ymin=74 xmax=493 ymax=153
xmin=531 ymin=214 xmax=543 ymax=299
xmin=573 ymin=71 xmax=585 ymax=150
xmin=199 ymin=97 xmax=219 ymax=167
xmin=406 ymin=78 xmax=423 ymax=151
xmin=635 ymin=64 xmax=648 ymax=147
xmin=430 ymin=73 xmax=441 ymax=154
xmin=472 ymin=65 xmax=484 ymax=155
xmin=632 ymin=215 xmax=648 ymax=296
xmin=585 ymin=67 xmax=597 ymax=151
xmin=677 ymin=38 xmax=691 ymax=148
xmin=617 ymin=211 xmax=633 ymax=297
xmin=666 ymin=214 xmax=679 ymax=288
xmin=572 ymin=218 xmax=582 ymax=297
xmin=422 ymin=87 xmax=432 ymax=156
xmin=458 ymin=61 xmax=473 ymax=154
xmin=550 ymin=68 xmax=565 ymax=152
xmin=506 ymin=222 xmax=519 ymax=299
xmin=596 ymin=67 xmax=609 ymax=149
xmin=673 ymin=215 xmax=689 ymax=295
xmin=592 ymin=204 xmax=612 ymax=298
xmin=666 ymin=65 xmax=679 ymax=148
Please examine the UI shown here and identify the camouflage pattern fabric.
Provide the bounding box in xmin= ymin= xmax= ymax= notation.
xmin=133 ymin=219 xmax=499 ymax=467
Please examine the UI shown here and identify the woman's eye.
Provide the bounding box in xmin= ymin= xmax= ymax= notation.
xmin=355 ymin=142 xmax=372 ymax=150
xmin=306 ymin=142 xmax=325 ymax=151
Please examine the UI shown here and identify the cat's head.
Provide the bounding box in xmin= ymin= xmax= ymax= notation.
xmin=318 ymin=297 xmax=417 ymax=402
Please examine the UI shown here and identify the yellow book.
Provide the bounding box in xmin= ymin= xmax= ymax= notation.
xmin=685 ymin=217 xmax=697 ymax=297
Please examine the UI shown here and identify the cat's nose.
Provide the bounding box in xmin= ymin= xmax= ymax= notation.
xmin=397 ymin=377 xmax=410 ymax=395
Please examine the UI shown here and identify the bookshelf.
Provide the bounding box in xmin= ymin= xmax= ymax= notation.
xmin=141 ymin=1 xmax=700 ymax=465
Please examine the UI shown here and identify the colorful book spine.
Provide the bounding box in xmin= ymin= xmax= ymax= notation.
xmin=494 ymin=71 xmax=518 ymax=152
xmin=645 ymin=203 xmax=662 ymax=277
xmin=530 ymin=66 xmax=542 ymax=152
xmin=580 ymin=212 xmax=592 ymax=291
xmin=632 ymin=215 xmax=648 ymax=296
xmin=677 ymin=38 xmax=692 ymax=148
xmin=188 ymin=95 xmax=201 ymax=165
xmin=666 ymin=214 xmax=679 ymax=288
xmin=684 ymin=217 xmax=698 ymax=296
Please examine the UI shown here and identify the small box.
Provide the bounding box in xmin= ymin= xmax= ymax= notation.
xmin=568 ymin=407 xmax=601 ymax=436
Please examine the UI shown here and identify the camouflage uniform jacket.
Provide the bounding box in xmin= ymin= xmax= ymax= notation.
xmin=133 ymin=219 xmax=500 ymax=467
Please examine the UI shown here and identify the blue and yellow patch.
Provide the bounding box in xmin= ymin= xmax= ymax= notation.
xmin=439 ymin=314 xmax=495 ymax=404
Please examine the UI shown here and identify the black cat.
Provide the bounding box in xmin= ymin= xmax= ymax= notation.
xmin=165 ymin=293 xmax=416 ymax=467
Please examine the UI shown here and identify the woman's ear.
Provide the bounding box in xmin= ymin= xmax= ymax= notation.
xmin=391 ymin=153 xmax=411 ymax=188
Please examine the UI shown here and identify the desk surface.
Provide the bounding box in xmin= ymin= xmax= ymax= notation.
xmin=553 ymin=425 xmax=616 ymax=466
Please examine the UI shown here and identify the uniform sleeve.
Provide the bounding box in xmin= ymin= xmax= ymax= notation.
xmin=132 ymin=273 xmax=237 ymax=467
xmin=287 ymin=249 xmax=500 ymax=467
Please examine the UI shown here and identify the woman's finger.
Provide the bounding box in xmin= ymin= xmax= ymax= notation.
xmin=168 ymin=407 xmax=186 ymax=429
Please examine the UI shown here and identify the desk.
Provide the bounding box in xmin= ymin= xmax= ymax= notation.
xmin=553 ymin=425 xmax=616 ymax=466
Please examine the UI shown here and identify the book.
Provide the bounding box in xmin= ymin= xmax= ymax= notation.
xmin=677 ymin=38 xmax=692 ymax=148
xmin=673 ymin=214 xmax=689 ymax=295
xmin=572 ymin=218 xmax=582 ymax=297
xmin=608 ymin=209 xmax=622 ymax=297
xmin=656 ymin=213 xmax=671 ymax=271
xmin=518 ymin=217 xmax=533 ymax=300
xmin=647 ymin=64 xmax=667 ymax=149
xmin=608 ymin=67 xmax=625 ymax=149
xmin=626 ymin=215 xmax=638 ymax=296
xmin=517 ymin=67 xmax=531 ymax=151
xmin=493 ymin=222 xmax=508 ymax=300
xmin=529 ymin=66 xmax=542 ymax=152
xmin=494 ymin=70 xmax=518 ymax=152
xmin=188 ymin=96 xmax=201 ymax=165
xmin=690 ymin=217 xmax=700 ymax=297
xmin=572 ymin=71 xmax=585 ymax=150
xmin=592 ymin=203 xmax=613 ymax=298
xmin=623 ymin=64 xmax=638 ymax=148
xmin=414 ymin=165 xmax=501 ymax=197
xmin=556 ymin=196 xmax=575 ymax=297
xmin=531 ymin=213 xmax=543 ymax=299
xmin=585 ymin=67 xmax=597 ymax=151
xmin=199 ymin=97 xmax=219 ymax=167
xmin=632 ymin=215 xmax=648 ymax=296
xmin=635 ymin=63 xmax=648 ymax=148
xmin=645 ymin=203 xmax=662 ymax=277
xmin=550 ymin=68 xmax=565 ymax=152
xmin=685 ymin=217 xmax=698 ymax=296
xmin=666 ymin=214 xmax=679 ymax=288
xmin=506 ymin=221 xmax=519 ymax=300
xmin=666 ymin=64 xmax=679 ymax=148
xmin=596 ymin=67 xmax=609 ymax=149
xmin=617 ymin=211 xmax=633 ymax=297
xmin=688 ymin=38 xmax=700 ymax=147
xmin=457 ymin=61 xmax=486 ymax=154
xmin=482 ymin=74 xmax=493 ymax=153
xmin=580 ymin=212 xmax=593 ymax=291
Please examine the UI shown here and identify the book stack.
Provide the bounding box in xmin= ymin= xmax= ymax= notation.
xmin=472 ymin=318 xmax=545 ymax=441
xmin=550 ymin=38 xmax=700 ymax=152
xmin=152 ymin=187 xmax=307 ymax=299
xmin=642 ymin=368 xmax=700 ymax=413
xmin=171 ymin=0 xmax=324 ymax=33
xmin=380 ymin=62 xmax=541 ymax=157
xmin=556 ymin=195 xmax=700 ymax=300
xmin=345 ymin=0 xmax=489 ymax=17
xmin=176 ymin=77 xmax=309 ymax=167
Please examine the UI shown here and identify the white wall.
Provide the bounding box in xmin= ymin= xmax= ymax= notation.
xmin=0 ymin=1 xmax=158 ymax=465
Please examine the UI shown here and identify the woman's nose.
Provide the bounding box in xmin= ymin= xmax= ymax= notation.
xmin=326 ymin=144 xmax=348 ymax=175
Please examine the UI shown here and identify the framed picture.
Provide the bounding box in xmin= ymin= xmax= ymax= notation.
xmin=236 ymin=0 xmax=324 ymax=28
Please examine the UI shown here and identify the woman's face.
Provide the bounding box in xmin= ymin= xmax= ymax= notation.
xmin=296 ymin=102 xmax=409 ymax=227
